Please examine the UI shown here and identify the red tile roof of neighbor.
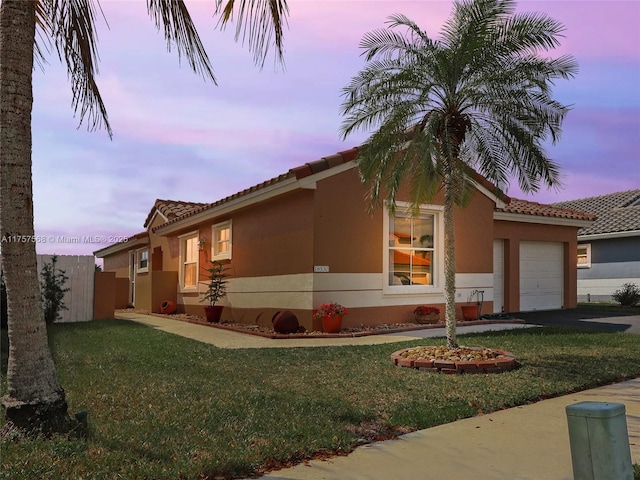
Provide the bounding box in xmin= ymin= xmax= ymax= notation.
xmin=145 ymin=146 xmax=595 ymax=232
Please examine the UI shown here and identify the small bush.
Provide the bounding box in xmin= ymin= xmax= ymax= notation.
xmin=40 ymin=255 xmax=70 ymax=324
xmin=612 ymin=283 xmax=640 ymax=307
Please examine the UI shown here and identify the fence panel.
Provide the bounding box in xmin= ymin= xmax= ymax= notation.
xmin=35 ymin=255 xmax=95 ymax=322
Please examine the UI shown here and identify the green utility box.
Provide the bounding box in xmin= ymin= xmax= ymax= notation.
xmin=566 ymin=401 xmax=633 ymax=480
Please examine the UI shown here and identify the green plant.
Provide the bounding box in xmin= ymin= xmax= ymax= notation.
xmin=200 ymin=261 xmax=229 ymax=306
xmin=40 ymin=255 xmax=70 ymax=324
xmin=612 ymin=283 xmax=640 ymax=307
xmin=313 ymin=302 xmax=348 ymax=320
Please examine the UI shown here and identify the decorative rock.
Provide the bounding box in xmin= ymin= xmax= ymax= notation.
xmin=272 ymin=311 xmax=300 ymax=334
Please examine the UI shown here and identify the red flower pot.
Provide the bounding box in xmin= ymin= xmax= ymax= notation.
xmin=461 ymin=305 xmax=478 ymax=321
xmin=322 ymin=314 xmax=343 ymax=333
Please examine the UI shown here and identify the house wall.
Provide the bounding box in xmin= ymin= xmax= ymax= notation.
xmin=578 ymin=236 xmax=640 ymax=302
xmin=94 ymin=271 xmax=115 ymax=320
xmin=104 ymin=250 xmax=129 ymax=278
xmin=150 ymin=271 xmax=179 ymax=313
xmin=494 ymin=220 xmax=580 ymax=312
xmin=115 ymin=277 xmax=130 ymax=309
xmin=206 ymin=170 xmax=505 ymax=330
xmin=135 ymin=272 xmax=152 ymax=311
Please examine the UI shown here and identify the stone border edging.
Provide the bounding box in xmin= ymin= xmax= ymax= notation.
xmin=163 ymin=316 xmax=524 ymax=339
xmin=390 ymin=346 xmax=517 ymax=374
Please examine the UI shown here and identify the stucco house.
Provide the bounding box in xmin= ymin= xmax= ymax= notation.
xmin=552 ymin=189 xmax=640 ymax=302
xmin=95 ymin=147 xmax=595 ymax=330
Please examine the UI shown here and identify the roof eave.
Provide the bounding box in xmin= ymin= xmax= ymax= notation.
xmin=93 ymin=233 xmax=149 ymax=257
xmin=494 ymin=211 xmax=595 ymax=228
xmin=153 ymin=176 xmax=300 ymax=236
xmin=578 ymin=229 xmax=640 ymax=241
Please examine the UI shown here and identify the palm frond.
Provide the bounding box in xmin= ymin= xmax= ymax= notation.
xmin=215 ymin=0 xmax=289 ymax=69
xmin=147 ymin=0 xmax=216 ymax=83
xmin=49 ymin=0 xmax=112 ymax=137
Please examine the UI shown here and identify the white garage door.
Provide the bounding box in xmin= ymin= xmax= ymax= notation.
xmin=520 ymin=241 xmax=563 ymax=311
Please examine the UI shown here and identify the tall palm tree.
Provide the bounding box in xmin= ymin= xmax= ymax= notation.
xmin=340 ymin=0 xmax=577 ymax=348
xmin=0 ymin=0 xmax=288 ymax=435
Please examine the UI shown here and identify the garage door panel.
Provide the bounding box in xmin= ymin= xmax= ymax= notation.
xmin=520 ymin=241 xmax=563 ymax=311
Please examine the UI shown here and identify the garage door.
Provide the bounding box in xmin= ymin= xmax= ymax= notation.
xmin=520 ymin=241 xmax=563 ymax=311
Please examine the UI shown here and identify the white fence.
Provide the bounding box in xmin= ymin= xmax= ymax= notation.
xmin=1 ymin=254 xmax=94 ymax=323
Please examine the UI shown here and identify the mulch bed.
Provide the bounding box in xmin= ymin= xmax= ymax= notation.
xmin=117 ymin=309 xmax=523 ymax=339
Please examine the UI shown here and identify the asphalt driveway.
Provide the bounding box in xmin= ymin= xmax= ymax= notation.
xmin=514 ymin=308 xmax=640 ymax=334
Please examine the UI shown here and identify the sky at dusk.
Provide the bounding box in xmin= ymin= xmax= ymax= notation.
xmin=28 ymin=0 xmax=640 ymax=256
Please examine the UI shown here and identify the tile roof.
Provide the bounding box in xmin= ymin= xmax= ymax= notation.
xmin=143 ymin=145 xmax=595 ymax=232
xmin=144 ymin=199 xmax=208 ymax=228
xmin=552 ymin=190 xmax=640 ymax=236
xmin=151 ymin=148 xmax=359 ymax=232
xmin=497 ymin=198 xmax=596 ymax=222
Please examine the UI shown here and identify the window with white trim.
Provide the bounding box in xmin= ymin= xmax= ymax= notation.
xmin=136 ymin=248 xmax=149 ymax=273
xmin=577 ymin=243 xmax=591 ymax=268
xmin=212 ymin=221 xmax=232 ymax=260
xmin=180 ymin=232 xmax=199 ymax=289
xmin=386 ymin=203 xmax=441 ymax=289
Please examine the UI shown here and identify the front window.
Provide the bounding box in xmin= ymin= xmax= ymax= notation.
xmin=137 ymin=249 xmax=149 ymax=273
xmin=180 ymin=232 xmax=199 ymax=288
xmin=212 ymin=221 xmax=232 ymax=260
xmin=577 ymin=244 xmax=591 ymax=268
xmin=388 ymin=209 xmax=435 ymax=286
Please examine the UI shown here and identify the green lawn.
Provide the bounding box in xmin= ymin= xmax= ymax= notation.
xmin=2 ymin=320 xmax=640 ymax=479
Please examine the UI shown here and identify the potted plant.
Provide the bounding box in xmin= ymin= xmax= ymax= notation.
xmin=413 ymin=305 xmax=441 ymax=324
xmin=461 ymin=290 xmax=483 ymax=321
xmin=201 ymin=260 xmax=229 ymax=323
xmin=313 ymin=302 xmax=348 ymax=333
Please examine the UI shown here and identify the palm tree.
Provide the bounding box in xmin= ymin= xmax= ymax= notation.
xmin=340 ymin=0 xmax=577 ymax=348
xmin=0 ymin=0 xmax=288 ymax=435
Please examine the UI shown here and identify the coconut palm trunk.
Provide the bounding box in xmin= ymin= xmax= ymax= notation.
xmin=0 ymin=0 xmax=72 ymax=434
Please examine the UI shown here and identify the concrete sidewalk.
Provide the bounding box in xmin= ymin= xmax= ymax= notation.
xmin=257 ymin=379 xmax=640 ymax=480
xmin=116 ymin=312 xmax=639 ymax=479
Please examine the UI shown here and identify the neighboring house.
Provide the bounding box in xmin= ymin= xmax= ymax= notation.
xmin=553 ymin=190 xmax=640 ymax=302
xmin=95 ymin=147 xmax=594 ymax=330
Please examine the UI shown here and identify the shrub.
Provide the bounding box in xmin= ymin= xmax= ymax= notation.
xmin=612 ymin=282 xmax=640 ymax=307
xmin=40 ymin=255 xmax=70 ymax=324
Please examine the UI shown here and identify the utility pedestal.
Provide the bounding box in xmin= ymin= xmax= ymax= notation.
xmin=566 ymin=401 xmax=633 ymax=480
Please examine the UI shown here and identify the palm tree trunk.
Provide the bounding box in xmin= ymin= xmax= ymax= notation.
xmin=0 ymin=0 xmax=72 ymax=435
xmin=443 ymin=172 xmax=458 ymax=348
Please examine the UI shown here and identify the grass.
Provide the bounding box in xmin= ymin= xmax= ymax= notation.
xmin=2 ymin=320 xmax=640 ymax=479
xmin=577 ymin=301 xmax=640 ymax=315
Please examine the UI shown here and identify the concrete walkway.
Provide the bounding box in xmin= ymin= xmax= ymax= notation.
xmin=115 ymin=312 xmax=534 ymax=349
xmin=116 ymin=311 xmax=640 ymax=479
xmin=258 ymin=379 xmax=640 ymax=480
